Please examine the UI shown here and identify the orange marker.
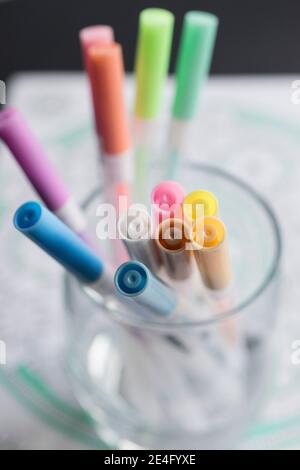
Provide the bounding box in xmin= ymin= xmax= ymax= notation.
xmin=79 ymin=26 xmax=114 ymax=137
xmin=88 ymin=43 xmax=133 ymax=210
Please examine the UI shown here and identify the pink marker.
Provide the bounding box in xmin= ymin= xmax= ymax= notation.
xmin=151 ymin=181 xmax=185 ymax=228
xmin=79 ymin=25 xmax=114 ymax=137
xmin=0 ymin=108 xmax=88 ymax=238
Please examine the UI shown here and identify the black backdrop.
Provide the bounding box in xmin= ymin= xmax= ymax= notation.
xmin=1 ymin=0 xmax=300 ymax=81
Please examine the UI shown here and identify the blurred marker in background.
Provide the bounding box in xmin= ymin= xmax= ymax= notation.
xmin=89 ymin=43 xmax=133 ymax=209
xmin=134 ymin=8 xmax=174 ymax=201
xmin=79 ymin=25 xmax=114 ymax=137
xmin=0 ymin=108 xmax=91 ymax=244
xmin=166 ymin=11 xmax=218 ymax=178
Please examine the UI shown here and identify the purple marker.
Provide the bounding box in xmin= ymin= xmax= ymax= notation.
xmin=0 ymin=108 xmax=88 ymax=237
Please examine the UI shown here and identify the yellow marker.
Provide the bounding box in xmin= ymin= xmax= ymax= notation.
xmin=191 ymin=216 xmax=232 ymax=291
xmin=183 ymin=190 xmax=219 ymax=225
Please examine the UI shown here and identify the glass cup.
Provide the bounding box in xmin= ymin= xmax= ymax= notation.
xmin=64 ymin=162 xmax=281 ymax=450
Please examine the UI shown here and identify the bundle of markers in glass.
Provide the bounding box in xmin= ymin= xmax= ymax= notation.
xmin=0 ymin=8 xmax=249 ymax=426
xmin=0 ymin=7 xmax=224 ymax=319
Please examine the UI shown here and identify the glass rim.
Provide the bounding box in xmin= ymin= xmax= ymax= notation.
xmin=65 ymin=161 xmax=282 ymax=331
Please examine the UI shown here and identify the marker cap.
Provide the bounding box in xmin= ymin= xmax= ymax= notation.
xmin=80 ymin=26 xmax=114 ymax=58
xmin=0 ymin=108 xmax=70 ymax=211
xmin=14 ymin=202 xmax=103 ymax=284
xmin=151 ymin=181 xmax=185 ymax=226
xmin=134 ymin=8 xmax=174 ymax=119
xmin=173 ymin=11 xmax=218 ymax=119
xmin=89 ymin=43 xmax=131 ymax=154
xmin=184 ymin=190 xmax=219 ymax=224
xmin=115 ymin=261 xmax=176 ymax=315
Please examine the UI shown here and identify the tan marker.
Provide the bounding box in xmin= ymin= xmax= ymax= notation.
xmin=191 ymin=216 xmax=232 ymax=290
xmin=156 ymin=218 xmax=193 ymax=281
xmin=192 ymin=216 xmax=237 ymax=344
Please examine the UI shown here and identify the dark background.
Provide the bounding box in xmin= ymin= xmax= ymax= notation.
xmin=1 ymin=0 xmax=299 ymax=81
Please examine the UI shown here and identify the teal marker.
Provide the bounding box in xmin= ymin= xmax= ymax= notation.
xmin=165 ymin=11 xmax=219 ymax=178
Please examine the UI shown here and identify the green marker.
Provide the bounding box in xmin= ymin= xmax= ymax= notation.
xmin=166 ymin=11 xmax=219 ymax=178
xmin=134 ymin=8 xmax=174 ymax=201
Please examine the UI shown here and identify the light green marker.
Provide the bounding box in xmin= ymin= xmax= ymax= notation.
xmin=166 ymin=11 xmax=219 ymax=178
xmin=134 ymin=8 xmax=174 ymax=201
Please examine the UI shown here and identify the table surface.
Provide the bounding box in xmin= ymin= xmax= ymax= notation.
xmin=0 ymin=73 xmax=300 ymax=450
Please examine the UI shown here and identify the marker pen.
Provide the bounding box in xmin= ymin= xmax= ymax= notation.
xmin=134 ymin=8 xmax=174 ymax=201
xmin=155 ymin=218 xmax=194 ymax=281
xmin=118 ymin=206 xmax=161 ymax=273
xmin=0 ymin=108 xmax=89 ymax=240
xmin=115 ymin=261 xmax=207 ymax=324
xmin=115 ymin=262 xmax=243 ymax=417
xmin=14 ymin=202 xmax=115 ymax=296
xmin=79 ymin=25 xmax=114 ymax=138
xmin=165 ymin=12 xmax=218 ymax=178
xmin=183 ymin=190 xmax=219 ymax=226
xmin=191 ymin=216 xmax=237 ymax=344
xmin=89 ymin=43 xmax=133 ymax=208
xmin=151 ymin=181 xmax=185 ymax=228
xmin=115 ymin=262 xmax=194 ymax=361
xmin=191 ymin=216 xmax=232 ymax=291
xmin=115 ymin=261 xmax=177 ymax=316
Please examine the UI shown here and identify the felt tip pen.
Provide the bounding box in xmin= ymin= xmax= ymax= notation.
xmin=14 ymin=202 xmax=115 ymax=296
xmin=115 ymin=261 xmax=177 ymax=316
xmin=151 ymin=181 xmax=185 ymax=228
xmin=0 ymin=108 xmax=89 ymax=240
xmin=191 ymin=216 xmax=237 ymax=344
xmin=155 ymin=218 xmax=194 ymax=281
xmin=134 ymin=8 xmax=174 ymax=201
xmin=115 ymin=261 xmax=203 ymax=324
xmin=183 ymin=190 xmax=219 ymax=226
xmin=191 ymin=216 xmax=233 ymax=291
xmin=89 ymin=43 xmax=133 ymax=207
xmin=118 ymin=206 xmax=161 ymax=273
xmin=115 ymin=263 xmax=239 ymax=368
xmin=165 ymin=12 xmax=218 ymax=178
xmin=79 ymin=25 xmax=114 ymax=138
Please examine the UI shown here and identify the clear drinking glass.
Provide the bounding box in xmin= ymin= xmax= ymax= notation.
xmin=64 ymin=162 xmax=281 ymax=450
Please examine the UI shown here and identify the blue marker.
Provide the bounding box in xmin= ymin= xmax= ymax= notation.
xmin=14 ymin=201 xmax=114 ymax=296
xmin=115 ymin=261 xmax=177 ymax=316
